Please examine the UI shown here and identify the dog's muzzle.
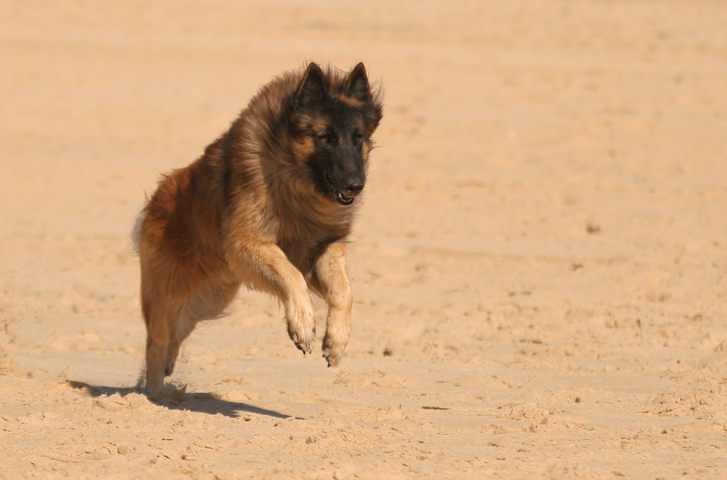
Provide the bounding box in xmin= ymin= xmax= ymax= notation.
xmin=335 ymin=182 xmax=364 ymax=206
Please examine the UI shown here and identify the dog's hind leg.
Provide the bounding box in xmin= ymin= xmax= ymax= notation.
xmin=164 ymin=314 xmax=194 ymax=377
xmin=313 ymin=243 xmax=353 ymax=367
xmin=145 ymin=334 xmax=167 ymax=395
xmin=144 ymin=316 xmax=171 ymax=396
xmin=164 ymin=280 xmax=240 ymax=377
xmin=141 ymin=286 xmax=179 ymax=396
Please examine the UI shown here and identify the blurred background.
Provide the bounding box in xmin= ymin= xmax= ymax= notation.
xmin=1 ymin=1 xmax=726 ymax=478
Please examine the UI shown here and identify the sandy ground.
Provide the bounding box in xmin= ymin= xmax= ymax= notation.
xmin=1 ymin=0 xmax=727 ymax=478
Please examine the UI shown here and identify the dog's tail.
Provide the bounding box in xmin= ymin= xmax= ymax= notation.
xmin=131 ymin=208 xmax=147 ymax=255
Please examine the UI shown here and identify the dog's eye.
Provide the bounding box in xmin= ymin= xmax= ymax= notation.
xmin=353 ymin=132 xmax=364 ymax=143
xmin=318 ymin=133 xmax=332 ymax=144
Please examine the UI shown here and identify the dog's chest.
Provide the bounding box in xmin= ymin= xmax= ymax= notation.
xmin=276 ymin=211 xmax=351 ymax=274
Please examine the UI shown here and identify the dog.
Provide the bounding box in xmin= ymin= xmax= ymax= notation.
xmin=133 ymin=62 xmax=383 ymax=395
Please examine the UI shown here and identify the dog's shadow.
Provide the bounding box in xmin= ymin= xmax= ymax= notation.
xmin=66 ymin=380 xmax=296 ymax=420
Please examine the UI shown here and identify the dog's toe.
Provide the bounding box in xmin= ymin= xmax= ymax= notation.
xmin=321 ymin=328 xmax=351 ymax=367
xmin=302 ymin=336 xmax=315 ymax=355
xmin=289 ymin=326 xmax=316 ymax=355
xmin=322 ymin=343 xmax=344 ymax=367
xmin=286 ymin=300 xmax=316 ymax=355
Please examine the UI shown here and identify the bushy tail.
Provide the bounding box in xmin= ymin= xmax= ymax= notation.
xmin=131 ymin=208 xmax=147 ymax=255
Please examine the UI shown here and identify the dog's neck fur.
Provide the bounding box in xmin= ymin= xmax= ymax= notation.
xmin=216 ymin=92 xmax=359 ymax=276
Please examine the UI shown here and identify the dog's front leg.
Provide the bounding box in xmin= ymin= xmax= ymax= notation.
xmin=231 ymin=242 xmax=316 ymax=354
xmin=313 ymin=243 xmax=353 ymax=367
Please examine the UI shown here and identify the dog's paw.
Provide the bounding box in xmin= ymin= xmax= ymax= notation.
xmin=145 ymin=383 xmax=186 ymax=403
xmin=286 ymin=301 xmax=316 ymax=355
xmin=322 ymin=333 xmax=348 ymax=367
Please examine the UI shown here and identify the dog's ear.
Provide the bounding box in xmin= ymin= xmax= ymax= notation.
xmin=293 ymin=63 xmax=327 ymax=109
xmin=344 ymin=62 xmax=371 ymax=103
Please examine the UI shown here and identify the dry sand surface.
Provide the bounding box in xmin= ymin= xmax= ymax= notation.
xmin=2 ymin=0 xmax=727 ymax=478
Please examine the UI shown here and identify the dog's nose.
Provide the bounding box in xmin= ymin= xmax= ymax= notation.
xmin=343 ymin=181 xmax=364 ymax=197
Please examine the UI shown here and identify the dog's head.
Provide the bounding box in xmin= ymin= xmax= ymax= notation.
xmin=287 ymin=62 xmax=383 ymax=206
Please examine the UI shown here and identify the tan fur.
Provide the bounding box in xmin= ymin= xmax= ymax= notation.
xmin=136 ymin=63 xmax=382 ymax=395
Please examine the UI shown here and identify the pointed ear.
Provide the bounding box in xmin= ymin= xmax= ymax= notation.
xmin=293 ymin=62 xmax=327 ymax=109
xmin=344 ymin=62 xmax=371 ymax=103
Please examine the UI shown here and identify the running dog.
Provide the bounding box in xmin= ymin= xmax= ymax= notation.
xmin=133 ymin=62 xmax=383 ymax=395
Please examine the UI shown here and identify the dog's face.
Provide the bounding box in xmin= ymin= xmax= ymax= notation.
xmin=288 ymin=63 xmax=383 ymax=206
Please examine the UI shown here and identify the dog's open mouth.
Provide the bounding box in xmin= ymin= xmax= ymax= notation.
xmin=335 ymin=191 xmax=355 ymax=206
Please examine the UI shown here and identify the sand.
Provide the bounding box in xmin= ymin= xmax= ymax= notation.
xmin=1 ymin=0 xmax=726 ymax=478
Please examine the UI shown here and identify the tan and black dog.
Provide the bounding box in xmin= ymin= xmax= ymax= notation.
xmin=133 ymin=62 xmax=383 ymax=395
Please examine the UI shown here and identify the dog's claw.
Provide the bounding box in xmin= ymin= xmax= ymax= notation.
xmin=322 ymin=349 xmax=341 ymax=368
xmin=323 ymin=354 xmax=335 ymax=368
xmin=291 ymin=335 xmax=314 ymax=355
xmin=291 ymin=333 xmax=315 ymax=356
